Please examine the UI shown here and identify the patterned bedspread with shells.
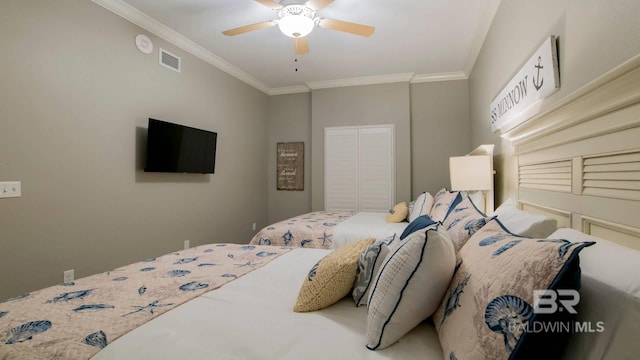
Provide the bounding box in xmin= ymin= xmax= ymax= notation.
xmin=249 ymin=211 xmax=356 ymax=249
xmin=0 ymin=244 xmax=290 ymax=360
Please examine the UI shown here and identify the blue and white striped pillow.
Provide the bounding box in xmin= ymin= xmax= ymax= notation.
xmin=366 ymin=226 xmax=456 ymax=350
xmin=408 ymin=192 xmax=434 ymax=222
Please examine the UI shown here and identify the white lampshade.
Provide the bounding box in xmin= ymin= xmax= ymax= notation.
xmin=449 ymin=155 xmax=492 ymax=191
xmin=278 ymin=15 xmax=314 ymax=38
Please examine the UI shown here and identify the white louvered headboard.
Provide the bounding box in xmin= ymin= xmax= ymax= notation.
xmin=503 ymin=54 xmax=640 ymax=249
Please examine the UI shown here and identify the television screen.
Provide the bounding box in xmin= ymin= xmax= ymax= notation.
xmin=144 ymin=118 xmax=217 ymax=174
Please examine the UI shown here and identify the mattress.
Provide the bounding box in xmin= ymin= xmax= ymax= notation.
xmin=332 ymin=212 xmax=409 ymax=248
xmin=92 ymin=249 xmax=443 ymax=359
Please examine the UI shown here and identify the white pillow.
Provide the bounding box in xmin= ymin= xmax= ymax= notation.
xmin=408 ymin=192 xmax=434 ymax=222
xmin=366 ymin=226 xmax=455 ymax=350
xmin=547 ymin=228 xmax=640 ymax=360
xmin=494 ymin=200 xmax=557 ymax=238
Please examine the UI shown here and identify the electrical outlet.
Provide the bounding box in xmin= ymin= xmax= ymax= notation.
xmin=252 ymin=223 xmax=256 ymax=231
xmin=63 ymin=269 xmax=74 ymax=285
xmin=184 ymin=240 xmax=190 ymax=250
xmin=0 ymin=181 xmax=21 ymax=199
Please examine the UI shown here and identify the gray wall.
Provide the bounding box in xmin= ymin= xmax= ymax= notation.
xmin=469 ymin=0 xmax=640 ymax=203
xmin=0 ymin=0 xmax=269 ymax=299
xmin=266 ymin=81 xmax=470 ymax=220
xmin=410 ymin=80 xmax=470 ymax=197
xmin=310 ymin=83 xmax=412 ymax=210
xmin=267 ymin=93 xmax=312 ymax=223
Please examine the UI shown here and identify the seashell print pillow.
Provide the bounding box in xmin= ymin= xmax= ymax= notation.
xmin=430 ymin=188 xmax=460 ymax=222
xmin=441 ymin=193 xmax=491 ymax=252
xmin=294 ymin=237 xmax=375 ymax=312
xmin=433 ymin=218 xmax=595 ymax=360
xmin=352 ymin=234 xmax=397 ymax=307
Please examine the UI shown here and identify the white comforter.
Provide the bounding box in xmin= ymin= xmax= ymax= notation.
xmin=332 ymin=212 xmax=409 ymax=248
xmin=93 ymin=249 xmax=442 ymax=360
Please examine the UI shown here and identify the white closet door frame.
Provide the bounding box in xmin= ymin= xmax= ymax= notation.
xmin=324 ymin=125 xmax=395 ymax=211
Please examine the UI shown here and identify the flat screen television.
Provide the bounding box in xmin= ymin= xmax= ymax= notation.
xmin=144 ymin=118 xmax=217 ymax=174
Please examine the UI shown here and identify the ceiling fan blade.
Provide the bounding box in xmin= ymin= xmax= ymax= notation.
xmin=318 ymin=18 xmax=375 ymax=37
xmin=222 ymin=21 xmax=276 ymax=36
xmin=294 ymin=37 xmax=309 ymax=55
xmin=255 ymin=0 xmax=282 ymax=10
xmin=306 ymin=0 xmax=334 ymax=11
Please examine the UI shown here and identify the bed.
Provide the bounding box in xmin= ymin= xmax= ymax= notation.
xmin=250 ymin=145 xmax=495 ymax=250
xmin=1 ymin=226 xmax=639 ymax=359
xmin=2 ymin=54 xmax=640 ymax=360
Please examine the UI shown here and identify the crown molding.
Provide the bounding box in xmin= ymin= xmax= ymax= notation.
xmin=306 ymin=73 xmax=415 ymax=90
xmin=410 ymin=71 xmax=468 ymax=83
xmin=269 ymin=85 xmax=311 ymax=95
xmin=91 ymin=0 xmax=494 ymax=96
xmin=91 ymin=0 xmax=271 ymax=94
xmin=271 ymin=71 xmax=469 ymax=94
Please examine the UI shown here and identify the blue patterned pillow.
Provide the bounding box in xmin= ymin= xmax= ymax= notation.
xmin=400 ymin=215 xmax=437 ymax=240
xmin=441 ymin=193 xmax=490 ymax=253
xmin=430 ymin=188 xmax=460 ymax=222
xmin=433 ymin=218 xmax=595 ymax=360
xmin=352 ymin=235 xmax=396 ymax=307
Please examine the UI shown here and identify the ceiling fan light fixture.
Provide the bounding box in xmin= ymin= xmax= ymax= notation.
xmin=278 ymin=15 xmax=314 ymax=37
xmin=277 ymin=5 xmax=316 ymax=38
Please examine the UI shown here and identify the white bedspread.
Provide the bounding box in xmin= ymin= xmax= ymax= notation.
xmin=93 ymin=249 xmax=442 ymax=360
xmin=332 ymin=212 xmax=409 ymax=249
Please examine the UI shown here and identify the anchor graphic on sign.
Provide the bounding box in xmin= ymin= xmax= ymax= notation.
xmin=533 ymin=56 xmax=544 ymax=91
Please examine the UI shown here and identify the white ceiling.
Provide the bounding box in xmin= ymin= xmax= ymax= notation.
xmin=95 ymin=0 xmax=501 ymax=94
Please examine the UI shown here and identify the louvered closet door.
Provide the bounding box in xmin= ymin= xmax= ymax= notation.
xmin=324 ymin=125 xmax=395 ymax=211
xmin=325 ymin=128 xmax=358 ymax=210
xmin=358 ymin=127 xmax=394 ymax=211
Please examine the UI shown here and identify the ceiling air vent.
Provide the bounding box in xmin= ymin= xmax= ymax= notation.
xmin=159 ymin=48 xmax=181 ymax=73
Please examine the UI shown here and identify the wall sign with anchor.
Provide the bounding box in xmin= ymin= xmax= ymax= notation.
xmin=490 ymin=36 xmax=560 ymax=133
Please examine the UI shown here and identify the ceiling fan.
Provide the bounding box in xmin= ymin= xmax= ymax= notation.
xmin=222 ymin=0 xmax=375 ymax=55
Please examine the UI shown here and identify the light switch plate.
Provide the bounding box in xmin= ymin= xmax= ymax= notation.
xmin=0 ymin=181 xmax=21 ymax=198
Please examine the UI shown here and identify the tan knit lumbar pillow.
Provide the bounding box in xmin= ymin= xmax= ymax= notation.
xmin=294 ymin=238 xmax=376 ymax=312
xmin=386 ymin=202 xmax=408 ymax=223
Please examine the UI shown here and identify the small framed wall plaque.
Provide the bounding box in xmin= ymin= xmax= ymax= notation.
xmin=277 ymin=142 xmax=304 ymax=191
